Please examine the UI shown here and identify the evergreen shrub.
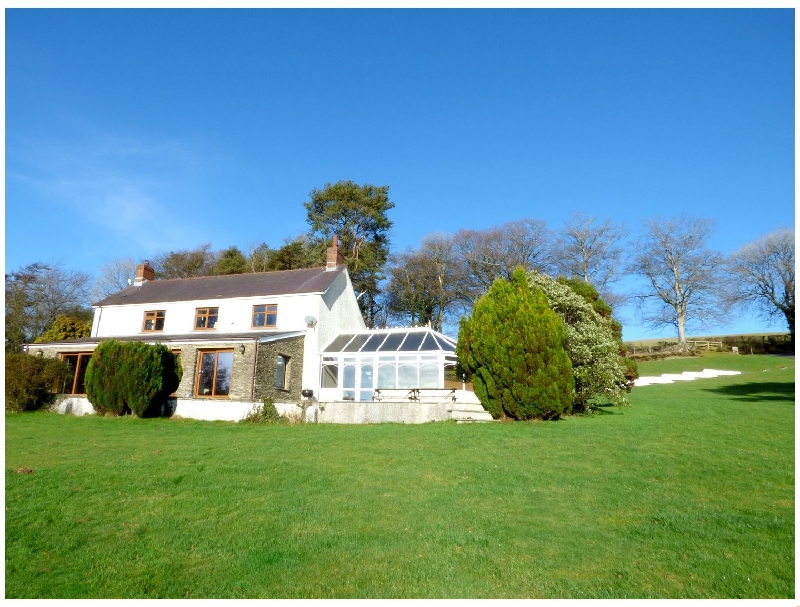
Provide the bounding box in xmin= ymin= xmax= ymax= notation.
xmin=5 ymin=353 xmax=70 ymax=412
xmin=457 ymin=267 xmax=574 ymax=420
xmin=84 ymin=340 xmax=182 ymax=417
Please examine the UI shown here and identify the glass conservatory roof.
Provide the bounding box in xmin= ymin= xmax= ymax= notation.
xmin=322 ymin=328 xmax=457 ymax=354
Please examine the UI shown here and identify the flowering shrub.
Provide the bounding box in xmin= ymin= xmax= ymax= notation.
xmin=528 ymin=271 xmax=630 ymax=410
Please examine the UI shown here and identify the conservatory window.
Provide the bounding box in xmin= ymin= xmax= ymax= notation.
xmin=360 ymin=358 xmax=374 ymax=402
xmin=321 ymin=357 xmax=338 ymax=388
xmin=342 ymin=358 xmax=356 ymax=401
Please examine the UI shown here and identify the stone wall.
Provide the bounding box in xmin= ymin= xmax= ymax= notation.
xmin=254 ymin=335 xmax=305 ymax=403
xmin=173 ymin=343 xmax=256 ymax=400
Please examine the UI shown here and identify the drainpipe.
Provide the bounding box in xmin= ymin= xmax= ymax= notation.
xmin=249 ymin=339 xmax=259 ymax=402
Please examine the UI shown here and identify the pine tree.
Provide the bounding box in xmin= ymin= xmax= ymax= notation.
xmin=457 ymin=267 xmax=574 ymax=420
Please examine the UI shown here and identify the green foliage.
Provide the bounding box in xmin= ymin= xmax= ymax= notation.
xmin=530 ymin=271 xmax=632 ymax=409
xmin=5 ymin=357 xmax=794 ymax=598
xmin=242 ymin=399 xmax=285 ymax=424
xmin=557 ymin=277 xmax=613 ymax=321
xmin=152 ymin=244 xmax=215 ymax=279
xmin=557 ymin=276 xmax=639 ymax=389
xmin=457 ymin=267 xmax=574 ymax=420
xmin=34 ymin=315 xmax=91 ymax=343
xmin=5 ymin=353 xmax=70 ymax=412
xmin=212 ymin=246 xmax=248 ymax=275
xmin=267 ymin=237 xmax=324 ymax=271
xmin=305 ymin=180 xmax=394 ymax=327
xmin=84 ymin=340 xmax=182 ymax=417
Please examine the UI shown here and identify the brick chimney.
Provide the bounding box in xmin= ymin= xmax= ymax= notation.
xmin=326 ymin=236 xmax=345 ymax=271
xmin=134 ymin=261 xmax=155 ymax=286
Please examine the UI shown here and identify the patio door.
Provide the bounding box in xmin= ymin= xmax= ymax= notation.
xmin=195 ymin=349 xmax=234 ymax=397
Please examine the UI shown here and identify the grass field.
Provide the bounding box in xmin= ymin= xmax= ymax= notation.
xmin=5 ymin=353 xmax=794 ymax=598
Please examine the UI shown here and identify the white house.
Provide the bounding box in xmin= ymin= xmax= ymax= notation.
xmin=29 ymin=238 xmax=491 ymax=423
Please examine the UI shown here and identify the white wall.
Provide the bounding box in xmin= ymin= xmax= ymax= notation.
xmin=91 ymin=269 xmax=367 ymax=403
xmin=300 ymin=270 xmax=366 ymax=398
xmin=94 ymin=293 xmax=324 ymax=338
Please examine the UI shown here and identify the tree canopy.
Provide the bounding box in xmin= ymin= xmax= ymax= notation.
xmin=5 ymin=262 xmax=92 ymax=353
xmin=554 ymin=212 xmax=626 ymax=305
xmin=629 ymin=216 xmax=728 ymax=345
xmin=34 ymin=315 xmax=91 ymax=343
xmin=385 ymin=234 xmax=464 ymax=332
xmin=727 ymin=227 xmax=795 ymax=340
xmin=304 ymin=180 xmax=394 ymax=327
xmin=152 ymin=244 xmax=216 ymax=279
xmin=212 ymin=246 xmax=248 ymax=275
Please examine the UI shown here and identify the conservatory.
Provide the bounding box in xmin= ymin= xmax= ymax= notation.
xmin=318 ymin=327 xmax=460 ymax=402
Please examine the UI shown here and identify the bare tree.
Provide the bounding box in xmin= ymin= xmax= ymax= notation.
xmin=629 ymin=216 xmax=728 ymax=345
xmin=93 ymin=257 xmax=139 ymax=299
xmin=246 ymin=242 xmax=274 ymax=273
xmin=5 ymin=262 xmax=92 ymax=351
xmin=151 ymin=243 xmax=216 ymax=279
xmin=554 ymin=212 xmax=626 ymax=294
xmin=452 ymin=219 xmax=553 ymax=304
xmin=385 ymin=234 xmax=466 ymax=331
xmin=727 ymin=227 xmax=795 ymax=339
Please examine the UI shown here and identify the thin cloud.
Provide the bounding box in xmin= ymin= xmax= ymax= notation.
xmin=7 ymin=133 xmax=211 ymax=253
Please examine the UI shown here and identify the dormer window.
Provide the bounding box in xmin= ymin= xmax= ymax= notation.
xmin=195 ymin=307 xmax=219 ymax=330
xmin=252 ymin=304 xmax=278 ymax=328
xmin=142 ymin=310 xmax=166 ymax=332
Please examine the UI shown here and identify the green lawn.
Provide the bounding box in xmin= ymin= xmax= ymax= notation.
xmin=5 ymin=354 xmax=794 ymax=598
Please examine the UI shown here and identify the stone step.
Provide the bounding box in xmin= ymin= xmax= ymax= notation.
xmin=449 ymin=406 xmax=494 ymax=422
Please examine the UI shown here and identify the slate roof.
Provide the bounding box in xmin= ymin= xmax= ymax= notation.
xmin=93 ymin=266 xmax=345 ymax=307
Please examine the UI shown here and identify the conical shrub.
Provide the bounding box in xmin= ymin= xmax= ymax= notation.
xmin=457 ymin=267 xmax=574 ymax=420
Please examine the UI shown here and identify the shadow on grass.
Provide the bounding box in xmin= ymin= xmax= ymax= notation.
xmin=586 ymin=403 xmax=624 ymax=415
xmin=702 ymin=381 xmax=795 ymax=404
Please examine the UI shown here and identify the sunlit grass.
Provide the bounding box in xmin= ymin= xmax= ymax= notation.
xmin=6 ymin=354 xmax=793 ymax=598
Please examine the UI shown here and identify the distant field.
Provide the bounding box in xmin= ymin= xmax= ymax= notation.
xmin=624 ymin=332 xmax=790 ymax=349
xmin=624 ymin=332 xmax=789 ymax=348
xmin=5 ymin=353 xmax=794 ymax=599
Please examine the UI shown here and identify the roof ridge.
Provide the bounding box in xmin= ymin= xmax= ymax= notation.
xmin=147 ymin=265 xmax=327 ymax=285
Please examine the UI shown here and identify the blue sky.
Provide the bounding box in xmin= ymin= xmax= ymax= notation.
xmin=5 ymin=8 xmax=795 ymax=340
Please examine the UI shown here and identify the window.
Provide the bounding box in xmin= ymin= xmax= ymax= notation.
xmin=195 ymin=307 xmax=218 ymax=330
xmin=321 ymin=357 xmax=338 ymax=388
xmin=195 ymin=349 xmax=233 ymax=397
xmin=252 ymin=304 xmax=278 ymax=328
xmin=142 ymin=310 xmax=166 ymax=332
xmin=60 ymin=352 xmax=92 ymax=394
xmin=276 ymin=354 xmax=290 ymax=390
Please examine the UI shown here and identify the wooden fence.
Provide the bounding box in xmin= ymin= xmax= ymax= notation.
xmin=685 ymin=340 xmax=723 ymax=351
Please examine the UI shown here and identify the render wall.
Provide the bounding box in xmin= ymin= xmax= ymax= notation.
xmin=92 ymin=292 xmax=324 ymax=338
